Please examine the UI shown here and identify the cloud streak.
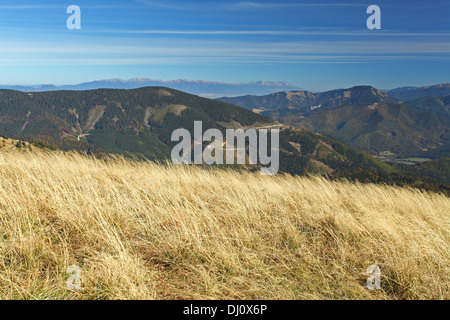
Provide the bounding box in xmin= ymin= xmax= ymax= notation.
xmin=222 ymin=1 xmax=361 ymax=10
xmin=102 ymin=29 xmax=450 ymax=37
xmin=0 ymin=34 xmax=449 ymax=68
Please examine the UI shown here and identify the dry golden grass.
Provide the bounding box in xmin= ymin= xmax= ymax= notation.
xmin=0 ymin=149 xmax=448 ymax=300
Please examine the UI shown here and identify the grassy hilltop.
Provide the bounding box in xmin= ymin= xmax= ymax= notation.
xmin=0 ymin=149 xmax=448 ymax=300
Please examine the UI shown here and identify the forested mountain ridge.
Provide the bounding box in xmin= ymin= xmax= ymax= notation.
xmin=218 ymin=86 xmax=450 ymax=160
xmin=0 ymin=87 xmax=448 ymax=192
xmin=406 ymin=95 xmax=450 ymax=119
xmin=0 ymin=87 xmax=273 ymax=159
xmin=387 ymin=83 xmax=450 ymax=101
xmin=0 ymin=87 xmax=394 ymax=176
xmin=218 ymin=86 xmax=398 ymax=113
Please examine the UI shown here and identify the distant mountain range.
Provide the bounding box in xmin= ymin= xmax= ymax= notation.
xmin=5 ymin=79 xmax=449 ymax=102
xmin=386 ymin=83 xmax=450 ymax=101
xmin=219 ymin=86 xmax=398 ymax=113
xmin=0 ymin=79 xmax=302 ymax=98
xmin=218 ymin=85 xmax=450 ymax=160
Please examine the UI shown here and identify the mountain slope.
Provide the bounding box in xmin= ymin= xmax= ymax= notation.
xmin=0 ymin=87 xmax=398 ymax=179
xmin=219 ymin=86 xmax=398 ymax=114
xmin=218 ymin=86 xmax=450 ymax=160
xmin=1 ymin=87 xmax=448 ymax=191
xmin=287 ymin=103 xmax=449 ymax=159
xmin=0 ymin=87 xmax=274 ymax=160
xmin=408 ymin=158 xmax=450 ymax=184
xmin=387 ymin=83 xmax=450 ymax=101
xmin=406 ymin=95 xmax=450 ymax=119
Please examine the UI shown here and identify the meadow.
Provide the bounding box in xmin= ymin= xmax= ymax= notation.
xmin=0 ymin=149 xmax=448 ymax=299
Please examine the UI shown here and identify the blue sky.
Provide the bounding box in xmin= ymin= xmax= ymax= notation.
xmin=0 ymin=0 xmax=448 ymax=91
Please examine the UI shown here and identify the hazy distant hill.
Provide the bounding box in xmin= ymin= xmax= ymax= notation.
xmin=406 ymin=95 xmax=450 ymax=119
xmin=0 ymin=79 xmax=302 ymax=99
xmin=218 ymin=86 xmax=450 ymax=160
xmin=219 ymin=86 xmax=398 ymax=113
xmin=387 ymin=83 xmax=450 ymax=101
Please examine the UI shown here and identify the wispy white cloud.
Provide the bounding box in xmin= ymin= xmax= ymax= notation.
xmin=0 ymin=35 xmax=448 ymax=68
xmin=134 ymin=1 xmax=443 ymax=11
xmin=2 ymin=54 xmax=449 ymax=68
xmin=2 ymin=37 xmax=449 ymax=56
xmin=134 ymin=0 xmax=199 ymax=11
xmin=102 ymin=29 xmax=450 ymax=37
xmin=0 ymin=4 xmax=134 ymax=10
xmin=0 ymin=5 xmax=60 ymax=9
xmin=222 ymin=1 xmax=360 ymax=10
xmin=134 ymin=1 xmax=361 ymax=11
